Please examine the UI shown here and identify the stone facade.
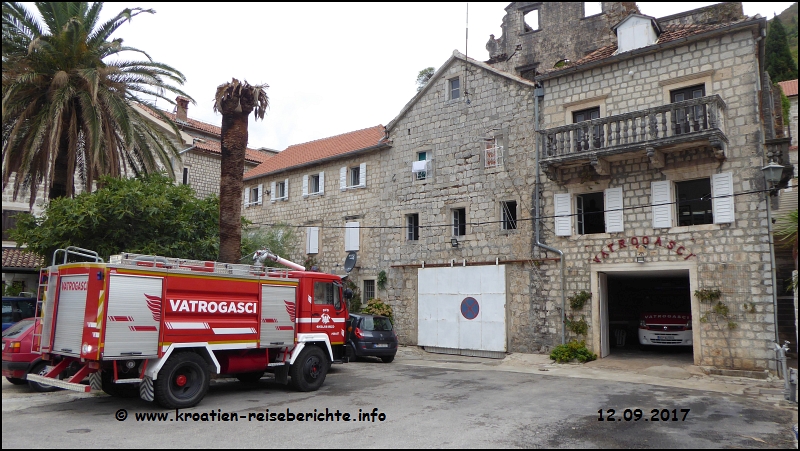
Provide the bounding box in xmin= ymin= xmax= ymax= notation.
xmin=534 ymin=14 xmax=778 ymax=369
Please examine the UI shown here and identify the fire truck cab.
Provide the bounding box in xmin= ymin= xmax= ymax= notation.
xmin=28 ymin=246 xmax=350 ymax=409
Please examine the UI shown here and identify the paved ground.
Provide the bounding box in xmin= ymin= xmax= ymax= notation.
xmin=2 ymin=346 xmax=797 ymax=448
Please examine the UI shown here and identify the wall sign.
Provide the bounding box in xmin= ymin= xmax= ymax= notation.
xmin=591 ymin=236 xmax=696 ymax=263
xmin=460 ymin=297 xmax=480 ymax=320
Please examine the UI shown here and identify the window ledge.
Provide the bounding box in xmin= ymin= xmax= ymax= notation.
xmin=343 ymin=185 xmax=366 ymax=191
xmin=667 ymin=224 xmax=720 ymax=233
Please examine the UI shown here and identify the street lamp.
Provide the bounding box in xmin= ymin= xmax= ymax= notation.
xmin=760 ymin=159 xmax=783 ymax=347
xmin=761 ymin=161 xmax=784 ymax=195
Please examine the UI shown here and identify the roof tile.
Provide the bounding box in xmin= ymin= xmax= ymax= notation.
xmin=2 ymin=248 xmax=44 ymax=269
xmin=244 ymin=126 xmax=386 ymax=180
xmin=777 ymin=80 xmax=798 ymax=97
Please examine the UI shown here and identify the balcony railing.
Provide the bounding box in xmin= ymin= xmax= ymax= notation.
xmin=539 ymin=95 xmax=728 ymax=169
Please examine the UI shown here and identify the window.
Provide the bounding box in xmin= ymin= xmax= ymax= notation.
xmin=311 ymin=174 xmax=321 ymax=193
xmin=584 ymin=2 xmax=602 ymax=17
xmin=363 ymin=280 xmax=375 ymax=303
xmin=2 ymin=210 xmax=23 ymax=241
xmin=523 ymin=9 xmax=539 ymax=32
xmin=277 ymin=181 xmax=286 ymax=199
xmin=406 ymin=214 xmax=419 ymax=241
xmin=182 ymin=168 xmax=189 ymax=185
xmin=449 ymin=77 xmax=460 ymax=100
xmin=306 ymin=227 xmax=319 ymax=254
xmin=414 ymin=151 xmax=428 ymax=180
xmin=244 ymin=184 xmax=263 ymax=207
xmin=484 ymin=136 xmax=504 ymax=168
xmin=452 ymin=208 xmax=466 ymax=236
xmin=670 ymin=84 xmax=706 ymax=135
xmin=676 ymin=179 xmax=713 ymax=226
xmin=303 ymin=172 xmax=324 ymax=197
xmin=345 ymin=222 xmax=360 ymax=251
xmin=313 ymin=281 xmax=340 ymax=306
xmin=576 ymin=192 xmax=605 ymax=235
xmin=340 ymin=164 xmax=366 ymax=190
xmin=573 ymin=107 xmax=602 ymax=150
xmin=501 ymin=201 xmax=517 ymax=230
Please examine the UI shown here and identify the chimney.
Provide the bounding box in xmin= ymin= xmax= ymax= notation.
xmin=176 ymin=96 xmax=190 ymax=122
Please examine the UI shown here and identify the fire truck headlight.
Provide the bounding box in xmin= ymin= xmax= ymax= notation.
xmin=82 ymin=343 xmax=93 ymax=354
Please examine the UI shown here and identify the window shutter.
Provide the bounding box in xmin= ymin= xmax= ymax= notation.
xmin=604 ymin=187 xmax=624 ymax=233
xmin=319 ymin=171 xmax=325 ymax=194
xmin=345 ymin=222 xmax=360 ymax=251
xmin=270 ymin=181 xmax=276 ymax=203
xmin=306 ymin=227 xmax=319 ymax=254
xmin=257 ymin=184 xmax=263 ymax=205
xmin=712 ymin=172 xmax=735 ymax=224
xmin=651 ymin=181 xmax=673 ymax=228
xmin=302 ymin=175 xmax=309 ymax=198
xmin=340 ymin=167 xmax=347 ymax=191
xmin=244 ymin=185 xmax=250 ymax=207
xmin=284 ymin=178 xmax=289 ymax=199
xmin=359 ymin=163 xmax=367 ymax=187
xmin=554 ymin=193 xmax=572 ymax=236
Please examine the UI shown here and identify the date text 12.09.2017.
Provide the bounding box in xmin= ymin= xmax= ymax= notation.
xmin=598 ymin=408 xmax=690 ymax=422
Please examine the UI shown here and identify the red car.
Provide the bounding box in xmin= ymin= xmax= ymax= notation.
xmin=2 ymin=318 xmax=60 ymax=392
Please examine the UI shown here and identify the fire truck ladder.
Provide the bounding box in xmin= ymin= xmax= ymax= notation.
xmin=31 ymin=267 xmax=50 ymax=354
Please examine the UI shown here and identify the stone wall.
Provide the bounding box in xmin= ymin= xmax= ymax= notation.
xmin=538 ymin=25 xmax=776 ymax=369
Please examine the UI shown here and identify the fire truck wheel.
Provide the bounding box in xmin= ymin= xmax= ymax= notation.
xmin=289 ymin=346 xmax=328 ymax=392
xmin=235 ymin=371 xmax=264 ymax=383
xmin=27 ymin=362 xmax=60 ymax=393
xmin=101 ymin=370 xmax=139 ymax=398
xmin=154 ymin=352 xmax=210 ymax=409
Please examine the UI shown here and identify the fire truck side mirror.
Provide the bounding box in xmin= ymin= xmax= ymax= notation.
xmin=344 ymin=288 xmax=354 ymax=300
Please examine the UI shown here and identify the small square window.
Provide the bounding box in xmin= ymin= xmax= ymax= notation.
xmin=523 ymin=9 xmax=539 ymax=32
xmin=449 ymin=77 xmax=460 ymax=100
xmin=501 ymin=201 xmax=517 ymax=230
xmin=250 ymin=186 xmax=260 ymax=204
xmin=452 ymin=208 xmax=466 ymax=236
xmin=349 ymin=166 xmax=360 ymax=187
xmin=363 ymin=280 xmax=375 ymax=303
xmin=584 ymin=2 xmax=602 ymax=17
xmin=576 ymin=192 xmax=604 ymax=235
xmin=277 ymin=181 xmax=286 ymax=199
xmin=311 ymin=174 xmax=321 ymax=194
xmin=416 ymin=151 xmax=428 ymax=180
xmin=675 ymin=178 xmax=713 ymax=226
xmin=406 ymin=214 xmax=419 ymax=241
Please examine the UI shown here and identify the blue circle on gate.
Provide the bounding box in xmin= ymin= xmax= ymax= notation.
xmin=461 ymin=297 xmax=480 ymax=320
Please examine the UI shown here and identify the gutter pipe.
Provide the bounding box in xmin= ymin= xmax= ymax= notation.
xmin=532 ymin=85 xmax=567 ymax=345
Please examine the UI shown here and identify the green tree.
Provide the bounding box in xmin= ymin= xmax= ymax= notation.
xmin=2 ymin=2 xmax=193 ymax=207
xmin=240 ymin=223 xmax=301 ymax=268
xmin=9 ymin=174 xmax=220 ymax=262
xmin=765 ymin=16 xmax=798 ymax=83
xmin=416 ymin=67 xmax=435 ymax=92
xmin=213 ymin=78 xmax=269 ymax=263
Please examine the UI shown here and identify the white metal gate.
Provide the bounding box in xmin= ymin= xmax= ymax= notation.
xmin=260 ymin=284 xmax=296 ymax=347
xmin=417 ymin=266 xmax=507 ymax=356
xmin=104 ymin=274 xmax=163 ymax=358
xmin=52 ymin=274 xmax=89 ymax=356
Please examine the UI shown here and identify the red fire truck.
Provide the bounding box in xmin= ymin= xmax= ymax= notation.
xmin=27 ymin=246 xmax=350 ymax=408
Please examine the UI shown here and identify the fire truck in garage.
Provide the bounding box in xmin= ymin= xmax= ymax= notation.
xmin=27 ymin=247 xmax=350 ymax=408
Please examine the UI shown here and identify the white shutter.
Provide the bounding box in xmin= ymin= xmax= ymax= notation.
xmin=284 ymin=178 xmax=289 ymax=199
xmin=244 ymin=185 xmax=250 ymax=207
xmin=319 ymin=172 xmax=325 ymax=194
xmin=306 ymin=227 xmax=319 ymax=254
xmin=345 ymin=222 xmax=360 ymax=251
xmin=554 ymin=193 xmax=572 ymax=236
xmin=712 ymin=172 xmax=735 ymax=224
xmin=604 ymin=187 xmax=624 ymax=233
xmin=302 ymin=175 xmax=309 ymax=198
xmin=270 ymin=181 xmax=276 ymax=203
xmin=359 ymin=162 xmax=367 ymax=187
xmin=257 ymin=183 xmax=263 ymax=205
xmin=651 ymin=181 xmax=673 ymax=228
xmin=340 ymin=167 xmax=347 ymax=191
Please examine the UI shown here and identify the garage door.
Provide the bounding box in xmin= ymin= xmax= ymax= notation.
xmin=417 ymin=265 xmax=506 ymax=356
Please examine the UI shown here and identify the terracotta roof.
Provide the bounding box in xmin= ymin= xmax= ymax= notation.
xmin=162 ymin=110 xmax=221 ymax=135
xmin=243 ymin=125 xmax=387 ymax=180
xmin=543 ymin=20 xmax=752 ymax=75
xmin=192 ymin=139 xmax=273 ymax=165
xmin=778 ymin=79 xmax=798 ymax=97
xmin=2 ymin=248 xmax=44 ymax=269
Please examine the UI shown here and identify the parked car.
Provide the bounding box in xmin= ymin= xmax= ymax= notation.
xmin=638 ymin=312 xmax=692 ymax=348
xmin=2 ymin=296 xmax=37 ymax=331
xmin=346 ymin=313 xmax=398 ymax=363
xmin=2 ymin=317 xmax=60 ymax=392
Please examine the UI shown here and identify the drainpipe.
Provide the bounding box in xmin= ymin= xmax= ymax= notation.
xmin=532 ymin=85 xmax=567 ymax=345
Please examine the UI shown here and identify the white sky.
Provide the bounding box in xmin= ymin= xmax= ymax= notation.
xmin=25 ymin=2 xmax=797 ymax=151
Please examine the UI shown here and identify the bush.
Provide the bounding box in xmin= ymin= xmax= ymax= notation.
xmin=361 ymin=298 xmax=393 ymax=322
xmin=550 ymin=340 xmax=597 ymax=363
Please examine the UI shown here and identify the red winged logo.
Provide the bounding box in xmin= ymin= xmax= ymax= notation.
xmin=144 ymin=294 xmax=162 ymax=321
xmin=284 ymin=300 xmax=296 ymax=323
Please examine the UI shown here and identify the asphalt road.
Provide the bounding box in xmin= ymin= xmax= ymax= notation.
xmin=2 ymin=357 xmax=796 ymax=448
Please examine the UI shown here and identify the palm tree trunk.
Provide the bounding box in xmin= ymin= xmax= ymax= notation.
xmin=218 ymin=111 xmax=249 ymax=263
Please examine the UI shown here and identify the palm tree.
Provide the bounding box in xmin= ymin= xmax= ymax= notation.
xmin=2 ymin=2 xmax=193 ymax=206
xmin=213 ymin=78 xmax=268 ymax=263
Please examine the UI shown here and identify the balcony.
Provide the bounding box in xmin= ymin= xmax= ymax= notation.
xmin=539 ymin=95 xmax=728 ymax=182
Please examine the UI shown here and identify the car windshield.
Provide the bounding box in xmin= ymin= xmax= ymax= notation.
xmin=2 ymin=318 xmax=34 ymax=338
xmin=2 ymin=299 xmax=37 ymax=325
xmin=361 ymin=316 xmax=393 ymax=332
